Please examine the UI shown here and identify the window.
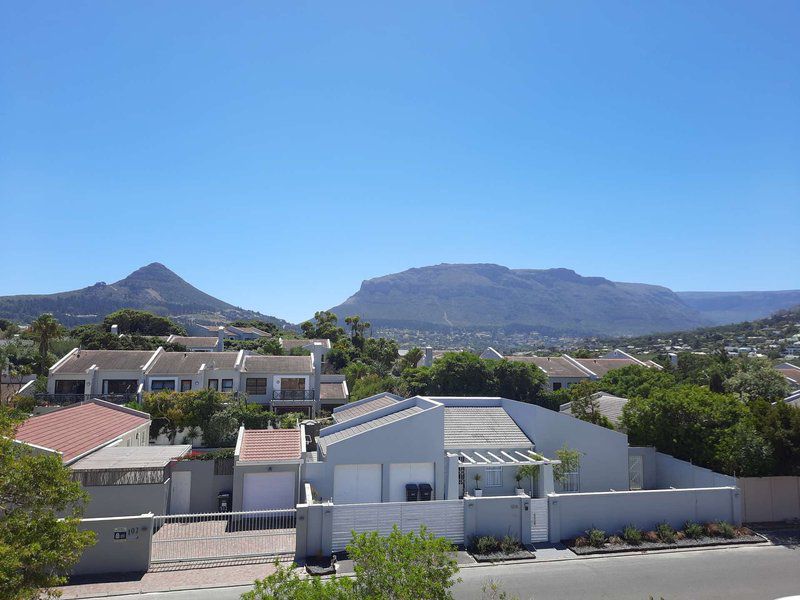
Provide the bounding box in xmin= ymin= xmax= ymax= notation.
xmin=103 ymin=380 xmax=138 ymax=394
xmin=151 ymin=380 xmax=175 ymax=391
xmin=181 ymin=379 xmax=192 ymax=392
xmin=221 ymin=379 xmax=233 ymax=392
xmin=55 ymin=380 xmax=85 ymax=394
xmin=485 ymin=467 xmax=502 ymax=488
xmin=458 ymin=466 xmax=465 ymax=499
xmin=208 ymin=379 xmax=219 ymax=391
xmin=557 ymin=467 xmax=580 ymax=493
xmin=246 ymin=378 xmax=267 ymax=395
xmin=552 ymin=382 xmax=562 ymax=391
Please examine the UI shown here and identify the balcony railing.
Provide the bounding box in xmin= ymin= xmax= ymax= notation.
xmin=34 ymin=393 xmax=139 ymax=406
xmin=272 ymin=390 xmax=315 ymax=401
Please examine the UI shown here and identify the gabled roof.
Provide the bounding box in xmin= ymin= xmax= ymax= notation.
xmin=238 ymin=429 xmax=302 ymax=462
xmin=149 ymin=351 xmax=239 ymax=374
xmin=167 ymin=336 xmax=219 ymax=349
xmin=560 ymin=392 xmax=629 ymax=425
xmin=776 ymin=363 xmax=800 ymax=385
xmin=243 ymin=355 xmax=313 ymax=374
xmin=52 ymin=350 xmax=156 ymax=374
xmin=14 ymin=401 xmax=150 ymax=464
xmin=332 ymin=393 xmax=402 ymax=423
xmin=506 ymin=356 xmax=588 ymax=378
xmin=280 ymin=338 xmax=332 ymax=351
xmin=574 ymin=357 xmax=640 ymax=377
xmin=443 ymin=406 xmax=532 ymax=449
xmin=319 ymin=406 xmax=423 ymax=453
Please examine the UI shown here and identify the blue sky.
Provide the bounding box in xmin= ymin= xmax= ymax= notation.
xmin=1 ymin=1 xmax=798 ymax=322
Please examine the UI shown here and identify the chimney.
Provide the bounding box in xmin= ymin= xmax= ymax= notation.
xmin=110 ymin=324 xmax=119 ymax=336
xmin=217 ymin=326 xmax=225 ymax=351
xmin=423 ymin=346 xmax=434 ymax=368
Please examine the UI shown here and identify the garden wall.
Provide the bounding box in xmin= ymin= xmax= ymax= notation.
xmin=655 ymin=452 xmax=736 ymax=489
xmin=72 ymin=514 xmax=153 ymax=576
xmin=739 ymin=476 xmax=800 ymax=523
xmin=548 ymin=486 xmax=741 ymax=543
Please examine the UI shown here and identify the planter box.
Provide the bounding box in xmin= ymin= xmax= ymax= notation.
xmin=570 ymin=534 xmax=768 ymax=556
xmin=471 ymin=549 xmax=535 ymax=563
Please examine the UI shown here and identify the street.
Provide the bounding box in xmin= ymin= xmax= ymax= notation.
xmin=87 ymin=544 xmax=800 ymax=600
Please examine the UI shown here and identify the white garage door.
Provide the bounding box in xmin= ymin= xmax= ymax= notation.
xmin=389 ymin=463 xmax=435 ymax=502
xmin=243 ymin=472 xmax=296 ymax=510
xmin=333 ymin=464 xmax=382 ymax=504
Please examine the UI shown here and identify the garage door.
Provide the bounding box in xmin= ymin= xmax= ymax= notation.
xmin=243 ymin=472 xmax=296 ymax=510
xmin=389 ymin=463 xmax=435 ymax=502
xmin=333 ymin=464 xmax=382 ymax=504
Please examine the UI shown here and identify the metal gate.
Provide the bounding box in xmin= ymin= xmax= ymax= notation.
xmin=332 ymin=500 xmax=464 ymax=552
xmin=151 ymin=509 xmax=296 ymax=563
xmin=530 ymin=498 xmax=549 ymax=543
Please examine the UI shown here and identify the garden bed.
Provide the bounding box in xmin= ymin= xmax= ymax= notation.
xmin=471 ymin=549 xmax=535 ymax=562
xmin=569 ymin=522 xmax=768 ymax=556
xmin=468 ymin=535 xmax=534 ymax=562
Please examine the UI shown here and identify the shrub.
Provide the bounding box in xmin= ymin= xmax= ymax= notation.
xmin=471 ymin=536 xmax=500 ymax=554
xmin=683 ymin=521 xmax=704 ymax=540
xmin=717 ymin=521 xmax=735 ymax=539
xmin=586 ymin=527 xmax=606 ymax=548
xmin=607 ymin=535 xmax=623 ymax=545
xmin=499 ymin=535 xmax=521 ymax=554
xmin=573 ymin=536 xmax=589 ymax=548
xmin=735 ymin=526 xmax=754 ymax=537
xmin=704 ymin=522 xmax=721 ymax=537
xmin=643 ymin=531 xmax=660 ymax=543
xmin=622 ymin=525 xmax=642 ymax=545
xmin=674 ymin=531 xmax=686 ymax=541
xmin=656 ymin=523 xmax=676 ymax=543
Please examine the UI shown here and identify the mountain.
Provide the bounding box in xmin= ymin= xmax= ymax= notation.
xmin=676 ymin=291 xmax=800 ymax=326
xmin=0 ymin=263 xmax=287 ymax=328
xmin=329 ymin=264 xmax=713 ymax=337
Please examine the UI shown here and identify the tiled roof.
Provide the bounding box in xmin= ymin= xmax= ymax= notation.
xmin=71 ymin=445 xmax=191 ymax=470
xmin=149 ymin=352 xmax=238 ymax=374
xmin=560 ymin=392 xmax=629 ymax=425
xmin=319 ymin=406 xmax=423 ymax=453
xmin=53 ymin=350 xmax=156 ymax=374
xmin=168 ymin=336 xmax=219 ymax=349
xmin=443 ymin=407 xmax=532 ymax=449
xmin=507 ymin=356 xmax=588 ymax=378
xmin=574 ymin=358 xmax=639 ymax=377
xmin=232 ymin=327 xmax=271 ymax=336
xmin=239 ymin=429 xmax=302 ymax=462
xmin=776 ymin=365 xmax=800 ymax=385
xmin=281 ymin=338 xmax=332 ymax=351
xmin=243 ymin=355 xmax=313 ymax=374
xmin=333 ymin=393 xmax=401 ymax=423
xmin=321 ymin=381 xmax=348 ymax=401
xmin=14 ymin=402 xmax=150 ymax=463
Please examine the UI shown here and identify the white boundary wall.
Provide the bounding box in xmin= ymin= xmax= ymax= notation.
xmin=548 ymin=487 xmax=741 ymax=542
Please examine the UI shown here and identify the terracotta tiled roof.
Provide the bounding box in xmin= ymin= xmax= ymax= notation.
xmin=14 ymin=402 xmax=150 ymax=463
xmin=239 ymin=429 xmax=302 ymax=462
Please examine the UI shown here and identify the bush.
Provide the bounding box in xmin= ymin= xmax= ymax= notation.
xmin=499 ymin=535 xmax=521 ymax=554
xmin=704 ymin=522 xmax=721 ymax=537
xmin=607 ymin=535 xmax=623 ymax=545
xmin=586 ymin=527 xmax=606 ymax=548
xmin=471 ymin=536 xmax=500 ymax=555
xmin=573 ymin=536 xmax=589 ymax=548
xmin=643 ymin=531 xmax=659 ymax=543
xmin=656 ymin=523 xmax=676 ymax=543
xmin=683 ymin=521 xmax=704 ymax=539
xmin=717 ymin=521 xmax=735 ymax=539
xmin=622 ymin=525 xmax=642 ymax=545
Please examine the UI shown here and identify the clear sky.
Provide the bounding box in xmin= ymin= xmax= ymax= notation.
xmin=1 ymin=1 xmax=798 ymax=323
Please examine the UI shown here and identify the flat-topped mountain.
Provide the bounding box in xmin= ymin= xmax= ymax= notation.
xmin=0 ymin=263 xmax=287 ymax=327
xmin=330 ymin=263 xmax=711 ymax=337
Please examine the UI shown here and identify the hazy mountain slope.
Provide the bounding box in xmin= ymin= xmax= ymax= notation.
xmin=0 ymin=263 xmax=287 ymax=327
xmin=677 ymin=290 xmax=800 ymax=325
xmin=330 ymin=264 xmax=711 ymax=336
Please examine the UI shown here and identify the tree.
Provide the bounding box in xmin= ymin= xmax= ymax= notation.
xmin=398 ymin=347 xmax=424 ymax=372
xmin=362 ymin=337 xmax=399 ymax=377
xmin=102 ymin=309 xmax=186 ymax=336
xmin=553 ymin=444 xmax=581 ymax=485
xmin=724 ymin=358 xmax=789 ymax=403
xmin=714 ymin=420 xmax=774 ymax=477
xmin=566 ymin=383 xmax=614 ymax=429
xmin=488 ymin=360 xmax=548 ymax=404
xmin=428 ymin=352 xmax=494 ymax=396
xmin=242 ymin=560 xmax=353 ymax=599
xmin=29 ymin=314 xmax=65 ymax=375
xmin=345 ymin=315 xmax=371 ymax=350
xmin=0 ymin=408 xmax=95 ymax=598
xmin=300 ymin=311 xmax=345 ymax=343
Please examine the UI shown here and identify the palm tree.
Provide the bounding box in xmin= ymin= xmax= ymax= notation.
xmin=29 ymin=314 xmax=64 ymax=375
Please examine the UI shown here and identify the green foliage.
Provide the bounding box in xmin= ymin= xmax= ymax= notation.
xmin=655 ymin=523 xmax=676 ymax=543
xmin=241 ymin=560 xmax=354 ymax=600
xmin=428 ymin=352 xmax=494 ymax=396
xmin=142 ymin=389 xmax=227 ymax=443
xmin=553 ymin=444 xmax=581 ymax=484
xmin=488 ymin=360 xmax=547 ymax=404
xmin=350 ymin=374 xmax=401 ymax=402
xmin=203 ymin=403 xmax=278 ymax=447
xmin=516 ymin=464 xmax=540 ymax=493
xmin=103 ymin=309 xmax=186 ymax=336
xmin=0 ymin=408 xmax=96 ymax=598
xmin=566 ymin=383 xmax=615 ymax=429
xmin=725 ymin=357 xmax=789 ymax=402
xmin=71 ymin=324 xmax=179 ymax=351
xmin=399 ymin=347 xmax=424 ymax=372
xmin=278 ymin=412 xmax=305 ymax=429
xmin=586 ymin=527 xmax=606 ymax=548
xmin=362 ymin=337 xmax=399 ymax=376
xmin=471 ymin=535 xmax=500 ymax=554
xmin=622 ymin=524 xmax=642 ymax=545
xmin=748 ymin=400 xmax=800 ymax=476
xmin=29 ymin=314 xmax=66 ymax=375
xmin=346 ymin=525 xmax=460 ymax=600
xmin=716 ymin=521 xmax=735 ymax=539
xmin=481 ymin=579 xmax=521 ymax=600
xmin=683 ymin=522 xmax=704 ymax=539
xmin=300 ymin=311 xmax=345 ymax=344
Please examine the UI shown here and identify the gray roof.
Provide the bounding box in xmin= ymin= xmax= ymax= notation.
xmin=443 ymin=407 xmax=532 ymax=449
xmin=506 ymin=356 xmax=588 ymax=379
xmin=333 ymin=393 xmax=401 ymax=422
xmin=321 ymin=381 xmax=348 ymax=401
xmin=149 ymin=352 xmax=238 ymax=374
xmin=243 ymin=355 xmax=313 ymax=374
xmin=169 ymin=336 xmax=219 ymax=349
xmin=70 ymin=445 xmax=192 ymax=470
xmin=53 ymin=350 xmax=156 ymax=374
xmin=281 ymin=338 xmax=332 ymax=351
xmin=319 ymin=406 xmax=423 ymax=453
xmin=560 ymin=392 xmax=629 ymax=425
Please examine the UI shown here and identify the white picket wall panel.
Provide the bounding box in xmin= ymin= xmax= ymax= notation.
xmin=331 ymin=500 xmax=464 ymax=552
xmin=530 ymin=498 xmax=549 ymax=543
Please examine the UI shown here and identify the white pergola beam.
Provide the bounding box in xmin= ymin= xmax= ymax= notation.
xmin=500 ymin=451 xmax=519 ymax=462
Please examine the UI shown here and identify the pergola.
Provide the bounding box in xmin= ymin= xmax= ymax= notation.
xmin=449 ymin=449 xmax=559 ymax=467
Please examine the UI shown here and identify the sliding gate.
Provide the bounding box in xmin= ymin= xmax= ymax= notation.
xmin=151 ymin=509 xmax=296 ymax=563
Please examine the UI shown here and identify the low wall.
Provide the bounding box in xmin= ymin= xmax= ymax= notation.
xmin=739 ymin=476 xmax=800 ymax=523
xmin=655 ymin=453 xmax=736 ymax=489
xmin=83 ymin=481 xmax=169 ymax=518
xmin=464 ymin=495 xmax=531 ymax=546
xmin=72 ymin=514 xmax=153 ymax=576
xmin=548 ymin=487 xmax=741 ymax=542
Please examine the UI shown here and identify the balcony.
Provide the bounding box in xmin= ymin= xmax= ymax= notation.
xmin=34 ymin=393 xmax=139 ymax=406
xmin=272 ymin=390 xmax=315 ymax=402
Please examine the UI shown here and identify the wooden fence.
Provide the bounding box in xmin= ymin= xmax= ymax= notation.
xmin=739 ymin=476 xmax=800 ymax=523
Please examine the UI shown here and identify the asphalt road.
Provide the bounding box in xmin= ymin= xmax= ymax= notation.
xmin=87 ymin=544 xmax=800 ymax=600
